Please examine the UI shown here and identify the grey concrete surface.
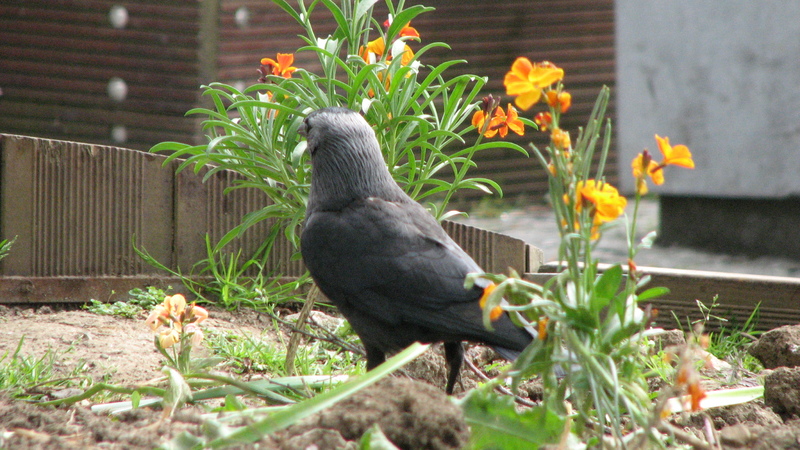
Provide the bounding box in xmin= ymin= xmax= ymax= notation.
xmin=457 ymin=199 xmax=800 ymax=278
xmin=616 ymin=0 xmax=800 ymax=197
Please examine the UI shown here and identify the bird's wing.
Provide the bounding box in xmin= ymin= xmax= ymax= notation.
xmin=302 ymin=197 xmax=484 ymax=321
xmin=302 ymin=196 xmax=533 ymax=353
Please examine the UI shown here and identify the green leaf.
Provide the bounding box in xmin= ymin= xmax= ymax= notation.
xmin=354 ymin=0 xmax=379 ymax=21
xmin=130 ymin=390 xmax=141 ymax=410
xmin=359 ymin=424 xmax=400 ymax=450
xmin=385 ymin=5 xmax=434 ymax=41
xmin=594 ymin=265 xmax=623 ymax=301
xmin=459 ymin=388 xmax=566 ymax=449
xmin=636 ymin=286 xmax=670 ymax=302
xmin=162 ymin=367 xmax=193 ymax=418
xmin=320 ymin=0 xmax=348 ymax=37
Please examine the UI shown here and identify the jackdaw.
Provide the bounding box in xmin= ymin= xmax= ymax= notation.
xmin=299 ymin=107 xmax=533 ymax=394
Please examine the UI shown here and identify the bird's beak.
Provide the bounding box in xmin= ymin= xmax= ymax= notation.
xmin=298 ymin=120 xmax=308 ymax=137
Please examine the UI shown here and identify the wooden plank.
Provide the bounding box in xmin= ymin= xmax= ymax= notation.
xmin=0 ymin=45 xmax=198 ymax=74
xmin=0 ymin=276 xmax=189 ymax=304
xmin=0 ymin=32 xmax=198 ymax=61
xmin=527 ymin=265 xmax=800 ymax=331
xmin=1 ymin=0 xmax=200 ymax=21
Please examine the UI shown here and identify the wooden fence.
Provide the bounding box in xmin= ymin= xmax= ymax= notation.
xmin=2 ymin=134 xmax=797 ymax=331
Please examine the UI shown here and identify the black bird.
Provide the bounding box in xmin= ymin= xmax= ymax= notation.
xmin=299 ymin=107 xmax=533 ymax=394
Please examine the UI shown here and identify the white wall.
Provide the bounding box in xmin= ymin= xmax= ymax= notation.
xmin=615 ymin=0 xmax=800 ymax=197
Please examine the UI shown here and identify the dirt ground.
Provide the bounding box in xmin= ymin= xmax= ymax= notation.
xmin=1 ymin=304 xmax=800 ymax=449
xmin=0 ymin=304 xmax=473 ymax=449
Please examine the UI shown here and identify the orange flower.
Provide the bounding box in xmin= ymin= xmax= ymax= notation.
xmin=551 ymin=127 xmax=571 ymax=150
xmin=472 ymin=104 xmax=524 ymax=138
xmin=478 ymin=282 xmax=503 ymax=321
xmin=578 ymin=180 xmax=627 ymax=224
xmin=569 ymin=180 xmax=627 ymax=238
xmin=631 ymin=136 xmax=694 ymax=195
xmin=360 ymin=37 xmax=385 ymax=63
xmin=534 ymin=111 xmax=552 ymax=131
xmin=687 ymin=381 xmax=707 ymax=411
xmin=655 ymin=134 xmax=694 ymax=169
xmin=537 ymin=316 xmax=549 ymax=340
xmin=383 ymin=18 xmax=420 ymax=39
xmin=631 ymin=150 xmax=663 ymax=195
xmin=259 ymin=53 xmax=297 ymax=79
xmin=575 ymin=180 xmax=628 ymax=232
xmin=360 ymin=37 xmax=414 ymax=66
xmin=545 ymin=90 xmax=572 ymax=113
xmin=504 ymin=58 xmax=564 ymax=110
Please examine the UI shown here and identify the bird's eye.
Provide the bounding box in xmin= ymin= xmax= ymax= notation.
xmin=299 ymin=117 xmax=311 ymax=137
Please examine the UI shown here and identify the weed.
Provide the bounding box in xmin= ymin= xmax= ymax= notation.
xmin=0 ymin=338 xmax=92 ymax=400
xmin=83 ymin=286 xmax=172 ymax=318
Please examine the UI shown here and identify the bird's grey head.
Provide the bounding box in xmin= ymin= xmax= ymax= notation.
xmin=300 ymin=107 xmax=405 ymax=211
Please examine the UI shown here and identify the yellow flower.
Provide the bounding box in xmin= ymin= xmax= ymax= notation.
xmin=570 ymin=180 xmax=627 ymax=238
xmin=655 ymin=134 xmax=694 ymax=169
xmin=164 ymin=294 xmax=186 ymax=315
xmin=189 ymin=305 xmax=208 ymax=324
xmin=158 ymin=328 xmax=181 ymax=349
xmin=478 ymin=282 xmax=503 ymax=321
xmin=578 ymin=180 xmax=627 ymax=224
xmin=360 ymin=37 xmax=386 ymax=63
xmin=146 ymin=294 xmax=188 ymax=331
xmin=504 ymin=58 xmax=564 ymax=110
xmin=537 ymin=316 xmax=549 ymax=340
xmin=631 ymin=136 xmax=694 ymax=195
xmin=360 ymin=37 xmax=414 ymax=66
xmin=145 ymin=304 xmax=168 ymax=332
xmin=259 ymin=53 xmax=297 ymax=79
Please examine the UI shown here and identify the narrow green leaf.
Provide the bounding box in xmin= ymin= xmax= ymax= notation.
xmin=636 ymin=286 xmax=670 ymax=302
xmin=209 ymin=343 xmax=431 ymax=447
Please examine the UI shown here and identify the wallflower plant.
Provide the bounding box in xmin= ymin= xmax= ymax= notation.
xmin=464 ymin=56 xmax=699 ymax=448
xmin=140 ymin=1 xmax=750 ymax=448
xmin=145 ymin=294 xmax=210 ymax=373
xmin=151 ymin=0 xmax=529 ymax=264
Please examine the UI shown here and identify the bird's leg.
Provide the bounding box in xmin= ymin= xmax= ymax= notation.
xmin=364 ymin=343 xmax=386 ymax=371
xmin=444 ymin=341 xmax=465 ymax=395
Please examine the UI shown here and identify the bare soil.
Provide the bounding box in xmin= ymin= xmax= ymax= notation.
xmin=1 ymin=304 xmax=799 ymax=449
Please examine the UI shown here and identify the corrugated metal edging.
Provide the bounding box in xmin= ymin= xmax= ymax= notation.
xmin=214 ymin=0 xmax=617 ymax=199
xmin=528 ymin=265 xmax=800 ymax=332
xmin=1 ymin=134 xmax=174 ymax=277
xmin=0 ymin=134 xmax=281 ymax=280
xmin=0 ymin=0 xmax=204 ymax=150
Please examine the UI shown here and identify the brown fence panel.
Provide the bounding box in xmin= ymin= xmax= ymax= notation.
xmin=0 ymin=134 xmax=174 ymax=276
xmin=0 ymin=134 xmax=539 ymax=302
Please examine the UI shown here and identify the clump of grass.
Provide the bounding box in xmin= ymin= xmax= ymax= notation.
xmin=0 ymin=338 xmax=92 ymax=400
xmin=204 ymin=329 xmax=365 ymax=378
